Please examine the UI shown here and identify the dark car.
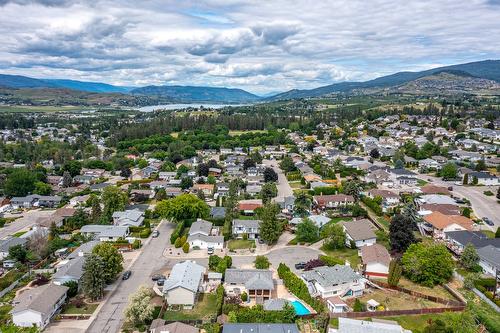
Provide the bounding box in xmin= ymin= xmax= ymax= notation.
xmin=151 ymin=273 xmax=166 ymax=281
xmin=483 ymin=217 xmax=494 ymax=226
xmin=258 ymin=238 xmax=265 ymax=244
xmin=157 ymin=278 xmax=165 ymax=286
xmin=455 ymin=198 xmax=465 ymax=204
xmin=295 ymin=262 xmax=306 ymax=270
xmin=122 ymin=270 xmax=132 ymax=280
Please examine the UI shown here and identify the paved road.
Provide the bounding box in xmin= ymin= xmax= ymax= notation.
xmin=263 ymin=159 xmax=294 ymax=199
xmin=86 ymin=221 xmax=174 ymax=333
xmin=0 ymin=209 xmax=54 ymax=239
xmin=416 ymin=173 xmax=499 ymax=230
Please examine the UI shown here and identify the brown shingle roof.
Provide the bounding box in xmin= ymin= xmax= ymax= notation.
xmin=360 ymin=244 xmax=391 ymax=266
xmin=423 ymin=212 xmax=473 ymax=231
xmin=341 ymin=219 xmax=376 ymax=241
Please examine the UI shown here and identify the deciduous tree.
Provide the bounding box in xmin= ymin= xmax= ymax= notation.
xmin=402 ymin=243 xmax=454 ymax=287
xmin=92 ymin=242 xmax=123 ymax=284
xmin=124 ymin=285 xmax=155 ymax=326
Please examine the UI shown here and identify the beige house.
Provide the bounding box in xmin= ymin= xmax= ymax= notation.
xmin=224 ymin=269 xmax=274 ymax=303
xmin=163 ymin=261 xmax=205 ymax=309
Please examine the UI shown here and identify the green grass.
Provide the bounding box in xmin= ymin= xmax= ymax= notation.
xmin=377 ymin=217 xmax=390 ymax=230
xmin=163 ymin=293 xmax=217 ymax=321
xmin=417 ymin=179 xmax=429 ymax=186
xmin=61 ymin=303 xmax=98 ymax=315
xmin=321 ymin=245 xmax=360 ymax=269
xmin=481 ymin=230 xmax=495 ymax=239
xmin=380 ymin=313 xmax=451 ymax=331
xmin=228 ymin=239 xmax=256 ymax=250
xmin=12 ymin=231 xmax=27 ymax=237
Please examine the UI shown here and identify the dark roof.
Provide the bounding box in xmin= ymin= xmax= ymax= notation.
xmin=445 ymin=230 xmax=500 ymax=249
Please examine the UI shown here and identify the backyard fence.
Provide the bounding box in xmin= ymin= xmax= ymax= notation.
xmin=330 ymin=305 xmax=466 ymax=318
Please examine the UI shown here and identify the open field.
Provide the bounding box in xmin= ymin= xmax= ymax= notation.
xmin=353 ymin=289 xmax=445 ymax=310
xmin=229 ymin=130 xmax=267 ymax=136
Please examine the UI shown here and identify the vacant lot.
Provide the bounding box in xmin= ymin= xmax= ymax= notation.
xmin=228 ymin=239 xmax=255 ymax=250
xmin=163 ymin=293 xmax=217 ymax=321
xmin=352 ymin=289 xmax=444 ymax=311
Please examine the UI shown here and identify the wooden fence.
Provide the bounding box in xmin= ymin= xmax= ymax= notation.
xmin=330 ymin=305 xmax=466 ymax=318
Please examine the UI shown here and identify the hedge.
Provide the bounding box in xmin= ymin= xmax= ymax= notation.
xmin=361 ymin=195 xmax=383 ymax=216
xmin=170 ymin=220 xmax=185 ymax=244
xmin=277 ymin=263 xmax=324 ymax=312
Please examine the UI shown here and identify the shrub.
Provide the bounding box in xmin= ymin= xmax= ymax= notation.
xmin=174 ymin=237 xmax=182 ymax=248
xmin=170 ymin=221 xmax=185 ymax=244
xmin=277 ymin=263 xmax=324 ymax=312
xmin=484 ymin=190 xmax=494 ymax=196
xmin=182 ymin=242 xmax=190 ymax=253
xmin=241 ymin=292 xmax=248 ymax=302
xmin=139 ymin=229 xmax=151 ymax=238
xmin=353 ymin=299 xmax=365 ymax=312
xmin=254 ymin=256 xmax=270 ymax=269
xmin=361 ymin=195 xmax=383 ymax=216
xmin=215 ymin=285 xmax=224 ymax=316
xmin=132 ymin=239 xmax=141 ymax=249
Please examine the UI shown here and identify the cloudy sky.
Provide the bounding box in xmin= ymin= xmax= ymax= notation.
xmin=1 ymin=0 xmax=500 ymax=94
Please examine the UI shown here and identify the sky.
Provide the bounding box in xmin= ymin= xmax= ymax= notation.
xmin=1 ymin=0 xmax=500 ymax=95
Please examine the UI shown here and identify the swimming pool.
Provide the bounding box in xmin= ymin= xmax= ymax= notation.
xmin=291 ymin=300 xmax=311 ymax=315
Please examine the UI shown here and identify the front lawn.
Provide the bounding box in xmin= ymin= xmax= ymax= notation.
xmin=320 ymin=246 xmax=360 ymax=269
xmin=61 ymin=303 xmax=98 ymax=315
xmin=228 ymin=239 xmax=255 ymax=250
xmin=417 ymin=179 xmax=428 ymax=186
xmin=163 ymin=293 xmax=217 ymax=321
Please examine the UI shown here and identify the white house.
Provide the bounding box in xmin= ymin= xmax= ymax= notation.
xmin=163 ymin=261 xmax=205 ymax=309
xmin=341 ymin=220 xmax=377 ymax=248
xmin=80 ymin=225 xmax=130 ymax=242
xmin=11 ymin=284 xmax=69 ymax=329
xmin=187 ymin=219 xmax=223 ymax=250
xmin=301 ymin=265 xmax=365 ymax=299
xmin=477 ymin=245 xmax=500 ymax=277
xmin=232 ymin=219 xmax=260 ymax=239
xmin=112 ymin=209 xmax=144 ymax=227
xmin=360 ymin=244 xmax=391 ymax=278
xmin=52 ymin=256 xmax=85 ymax=285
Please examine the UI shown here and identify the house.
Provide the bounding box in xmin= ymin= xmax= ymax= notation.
xmin=388 ymin=169 xmax=418 ymax=186
xmin=290 ymin=215 xmax=331 ymax=229
xmin=149 ymin=320 xmax=199 ymax=333
xmin=112 ymin=209 xmax=144 ymax=227
xmin=333 ymin=318 xmax=412 ymax=333
xmin=477 ymin=245 xmax=500 ymax=276
xmin=366 ymin=189 xmax=399 ymax=206
xmin=224 ymin=269 xmax=275 ymax=303
xmin=421 ymin=185 xmax=450 ymax=195
xmin=222 ymin=323 xmax=299 ymax=333
xmin=193 ymin=183 xmax=215 ymax=196
xmin=0 ymin=237 xmax=27 ymax=260
xmin=163 ymin=261 xmax=205 ymax=309
xmin=80 ymin=225 xmax=130 ymax=241
xmin=69 ymin=194 xmax=90 ymax=207
xmin=246 ymin=185 xmax=262 ymax=196
xmin=301 ymin=265 xmax=365 ymax=299
xmin=232 ymin=219 xmax=261 ymax=239
xmin=444 ymin=230 xmax=500 ymax=255
xmin=141 ymin=165 xmax=159 ymax=178
xmin=419 ymin=203 xmax=460 ymax=216
xmin=418 ymin=194 xmax=457 ymax=206
xmin=422 ymin=212 xmax=473 ymax=239
xmin=341 ymin=219 xmax=377 ymax=248
xmin=130 ymin=189 xmax=154 ymax=201
xmin=326 ymin=296 xmax=349 ymax=313
xmin=360 ymin=244 xmax=391 ymax=278
xmin=11 ymin=284 xmax=69 ymax=329
xmin=365 ymin=169 xmax=392 ymax=186
xmin=187 ymin=219 xmax=224 ymax=250
xmin=216 ymin=183 xmax=230 ymax=197
xmin=238 ymin=199 xmax=263 ymax=215
xmin=158 ymin=171 xmax=177 ymax=180
xmin=313 ymin=194 xmax=355 ymax=209
xmin=419 ymin=158 xmax=441 ymax=170
xmin=37 ymin=207 xmax=77 ymax=228
xmin=67 ymin=241 xmax=100 ymax=259
xmin=52 ymin=256 xmax=85 ymax=285
xmin=464 ymin=171 xmax=499 ymax=186
xmin=10 ymin=195 xmax=62 ymax=209
xmin=274 ymin=195 xmax=296 ymax=212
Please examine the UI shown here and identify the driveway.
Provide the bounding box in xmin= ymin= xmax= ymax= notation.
xmin=263 ymin=159 xmax=294 ymax=199
xmin=416 ymin=173 xmax=499 ymax=230
xmin=86 ymin=221 xmax=174 ymax=333
xmin=0 ymin=209 xmax=54 ymax=240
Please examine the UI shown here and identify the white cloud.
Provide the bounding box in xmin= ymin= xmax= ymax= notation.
xmin=0 ymin=0 xmax=499 ymax=93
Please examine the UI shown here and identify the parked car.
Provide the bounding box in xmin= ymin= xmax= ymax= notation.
xmin=151 ymin=273 xmax=166 ymax=281
xmin=454 ymin=181 xmax=463 ymax=186
xmin=157 ymin=278 xmax=165 ymax=286
xmin=258 ymin=238 xmax=265 ymax=244
xmin=122 ymin=270 xmax=132 ymax=280
xmin=483 ymin=217 xmax=494 ymax=226
xmin=455 ymin=198 xmax=465 ymax=204
xmin=295 ymin=262 xmax=306 ymax=270
xmin=447 ymin=186 xmax=453 ymax=191
xmin=207 ymin=247 xmax=214 ymax=255
xmin=152 ymin=230 xmax=159 ymax=238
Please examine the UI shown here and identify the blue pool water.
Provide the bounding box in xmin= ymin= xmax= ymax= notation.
xmin=291 ymin=300 xmax=311 ymax=315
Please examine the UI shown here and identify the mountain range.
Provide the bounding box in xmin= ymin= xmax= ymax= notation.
xmin=0 ymin=59 xmax=499 ymax=104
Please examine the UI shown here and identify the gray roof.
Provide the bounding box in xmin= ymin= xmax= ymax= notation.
xmin=163 ymin=261 xmax=205 ymax=293
xmin=222 ymin=323 xmax=299 ymax=333
xmin=224 ymin=269 xmax=274 ymax=290
xmin=210 ymin=207 xmax=226 ymax=218
xmin=263 ymin=298 xmax=289 ymax=311
xmin=337 ymin=318 xmax=411 ymax=333
xmin=445 ymin=231 xmax=500 ymax=249
xmin=232 ymin=219 xmax=261 ymax=228
xmin=189 ymin=219 xmax=213 ymax=236
xmin=67 ymin=241 xmax=101 ymax=259
xmin=0 ymin=237 xmax=27 ymax=253
xmin=11 ymin=284 xmax=68 ymax=316
xmin=112 ymin=209 xmax=144 ymax=227
xmin=477 ymin=245 xmax=500 ymax=269
xmin=151 ymin=322 xmax=198 ymax=333
xmin=302 ymin=265 xmax=360 ymax=287
xmin=53 ymin=256 xmax=85 ymax=281
xmin=80 ymin=225 xmax=129 ymax=238
xmin=341 ymin=219 xmax=376 ymax=241
xmin=187 ymin=233 xmax=224 ymax=244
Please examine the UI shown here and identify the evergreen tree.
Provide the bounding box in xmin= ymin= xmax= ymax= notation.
xmin=82 ymin=254 xmax=106 ymax=301
xmin=257 ymin=203 xmax=281 ymax=244
xmin=387 ymin=259 xmax=402 ymax=286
